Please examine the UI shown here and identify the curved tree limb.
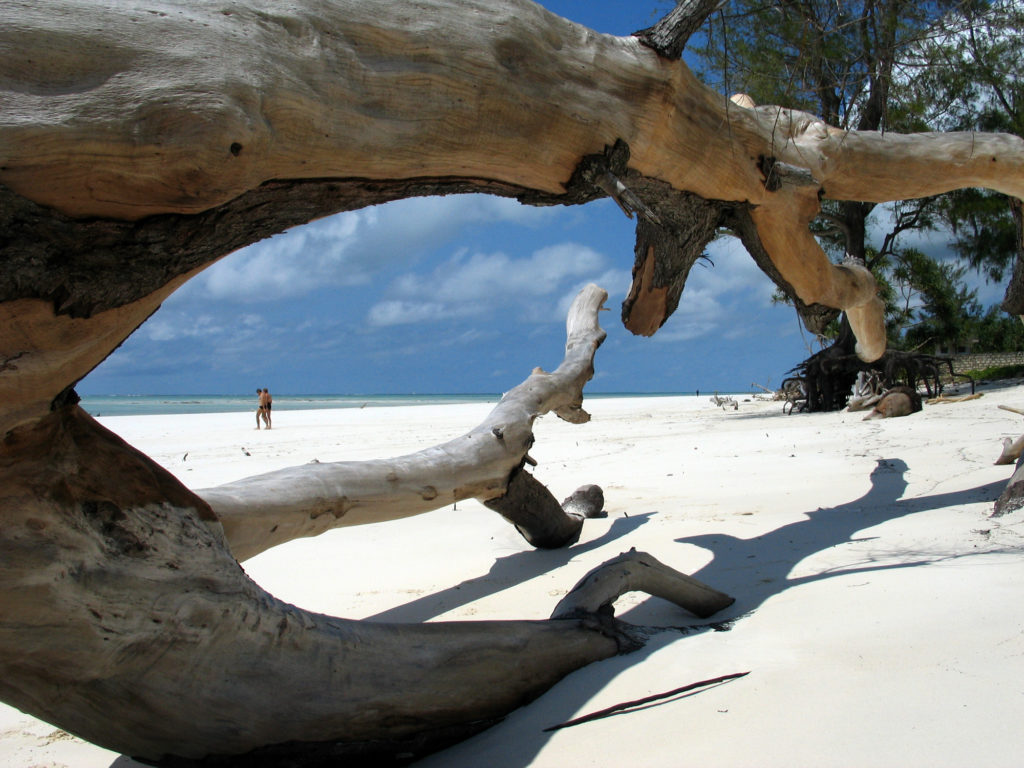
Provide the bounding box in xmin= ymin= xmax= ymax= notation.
xmin=0 ymin=400 xmax=731 ymax=764
xmin=202 ymin=284 xmax=608 ymax=562
xmin=2 ymin=1 xmax=1024 ymax=383
xmin=552 ymin=549 xmax=735 ymax=620
xmin=2 ymin=2 xmax=1024 ymax=762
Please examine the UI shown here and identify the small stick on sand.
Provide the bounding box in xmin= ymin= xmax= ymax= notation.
xmin=925 ymin=393 xmax=984 ymax=405
xmin=543 ymin=671 xmax=750 ymax=732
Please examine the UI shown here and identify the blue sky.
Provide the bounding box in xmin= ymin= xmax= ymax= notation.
xmin=78 ymin=1 xmax=998 ymax=396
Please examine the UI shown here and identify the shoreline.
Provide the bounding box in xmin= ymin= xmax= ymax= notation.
xmin=4 ymin=388 xmax=1024 ymax=766
xmin=76 ymin=390 xmax=751 ymax=418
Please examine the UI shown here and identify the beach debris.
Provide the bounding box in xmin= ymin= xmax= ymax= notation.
xmin=994 ymin=405 xmax=1024 ymax=465
xmin=996 ymin=436 xmax=1024 ymax=466
xmin=926 ymin=393 xmax=984 ymax=405
xmin=749 ymin=381 xmax=776 ymax=401
xmin=182 ymin=452 xmax=188 ymax=462
xmin=862 ymin=386 xmax=922 ymax=420
xmin=846 ymin=371 xmax=884 ymax=412
xmin=780 ymin=377 xmax=808 ymax=414
xmin=551 ymin=549 xmax=734 ymax=621
xmin=4 ymin=0 xmax=1022 ymax=761
xmin=710 ymin=393 xmax=738 ymax=410
xmin=560 ymin=484 xmax=607 ymax=520
xmin=544 ymin=671 xmax=750 ymax=731
xmin=241 ymin=447 xmax=251 ymax=456
xmin=995 ymin=452 xmax=1024 ymax=516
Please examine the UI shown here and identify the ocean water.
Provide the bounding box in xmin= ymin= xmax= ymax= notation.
xmin=77 ymin=392 xmax=700 ymax=417
xmin=78 ymin=393 xmax=502 ymax=417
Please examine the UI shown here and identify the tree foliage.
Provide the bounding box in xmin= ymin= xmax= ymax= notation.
xmin=694 ymin=0 xmax=1024 ymax=354
xmin=910 ymin=0 xmax=1024 ymax=290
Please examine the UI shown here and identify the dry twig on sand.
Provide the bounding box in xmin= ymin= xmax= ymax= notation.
xmin=544 ymin=671 xmax=751 ymax=731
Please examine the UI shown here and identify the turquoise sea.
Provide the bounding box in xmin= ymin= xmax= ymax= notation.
xmin=78 ymin=393 xmax=503 ymax=417
xmin=77 ymin=392 xmax=702 ymax=418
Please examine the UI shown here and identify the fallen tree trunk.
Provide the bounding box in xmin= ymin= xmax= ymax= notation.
xmin=0 ymin=398 xmax=733 ymax=764
xmin=0 ymin=284 xmax=734 ymax=764
xmin=2 ymin=1 xmax=1024 ymax=763
xmin=3 ymin=1 xmax=1024 ymax=413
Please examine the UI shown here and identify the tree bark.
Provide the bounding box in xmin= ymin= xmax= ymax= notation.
xmin=0 ymin=288 xmax=732 ymax=764
xmin=3 ymin=0 xmax=1024 ymax=382
xmin=3 ymin=1 xmax=1024 ymax=762
xmin=634 ymin=0 xmax=725 ymax=59
xmin=1000 ymin=198 xmax=1024 ymax=316
xmin=995 ymin=453 xmax=1024 ymax=516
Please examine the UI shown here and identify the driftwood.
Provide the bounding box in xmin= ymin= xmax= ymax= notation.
xmin=995 ymin=405 xmax=1024 ymax=466
xmin=790 ymin=345 xmax=972 ymax=413
xmin=710 ymin=393 xmax=739 ymax=410
xmin=1 ymin=0 xmax=1024 ymax=763
xmin=543 ymin=670 xmax=750 ymax=732
xmin=203 ymin=284 xmax=609 ymax=561
xmin=995 ymin=455 xmax=1024 ymax=516
xmin=0 ymin=286 xmax=735 ymax=764
xmin=986 ymin=404 xmax=1024 ymax=515
xmin=926 ymin=393 xmax=984 ymax=405
xmin=846 ymin=371 xmax=885 ymax=412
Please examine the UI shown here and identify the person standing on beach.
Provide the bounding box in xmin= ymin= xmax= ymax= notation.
xmin=255 ymin=388 xmax=265 ymax=429
xmin=260 ymin=387 xmax=273 ymax=429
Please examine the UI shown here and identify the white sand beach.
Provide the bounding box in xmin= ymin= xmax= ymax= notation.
xmin=3 ymin=387 xmax=1024 ymax=767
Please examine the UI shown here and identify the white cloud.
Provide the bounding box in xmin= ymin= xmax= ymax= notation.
xmin=553 ymin=269 xmax=633 ymax=321
xmin=651 ymin=287 xmax=725 ymax=342
xmin=370 ymin=242 xmax=612 ymax=327
xmin=192 ymin=195 xmax=559 ymax=303
xmin=392 ymin=244 xmax=606 ymax=302
xmin=367 ymin=300 xmax=477 ymax=327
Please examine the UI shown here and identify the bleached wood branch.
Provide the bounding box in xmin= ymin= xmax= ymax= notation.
xmin=995 ymin=405 xmax=1024 ymax=465
xmin=0 ymin=365 xmax=733 ymax=766
xmin=201 ymin=284 xmax=608 ymax=561
xmin=2 ymin=0 xmax=1023 ymax=396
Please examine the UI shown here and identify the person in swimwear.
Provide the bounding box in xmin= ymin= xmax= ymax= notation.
xmin=260 ymin=387 xmax=272 ymax=429
xmin=255 ymin=388 xmax=265 ymax=429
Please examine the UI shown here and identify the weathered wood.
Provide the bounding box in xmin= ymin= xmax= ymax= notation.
xmin=0 ymin=292 xmax=732 ymax=765
xmin=995 ymin=453 xmax=1024 ymax=516
xmin=995 ymin=405 xmax=1024 ymax=466
xmin=0 ymin=403 xmax=623 ymax=763
xmin=543 ymin=671 xmax=750 ymax=732
xmin=3 ymin=1 xmax=1024 ymax=366
xmin=996 ymin=435 xmax=1024 ymax=466
xmin=203 ymin=284 xmax=607 ymax=561
xmin=552 ymin=549 xmax=736 ymax=620
xmin=634 ymin=0 xmax=726 ymax=60
xmin=1 ymin=1 xmax=1024 ymax=762
xmin=484 ymin=478 xmax=604 ymax=549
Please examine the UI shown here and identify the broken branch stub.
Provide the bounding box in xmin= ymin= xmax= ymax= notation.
xmin=552 ymin=549 xmax=736 ymax=620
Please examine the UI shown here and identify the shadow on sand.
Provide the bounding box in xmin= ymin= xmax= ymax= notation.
xmin=366 ymin=512 xmax=654 ymax=622
xmin=409 ymin=457 xmax=1007 ymax=767
xmin=106 ymin=459 xmax=1008 ymax=768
